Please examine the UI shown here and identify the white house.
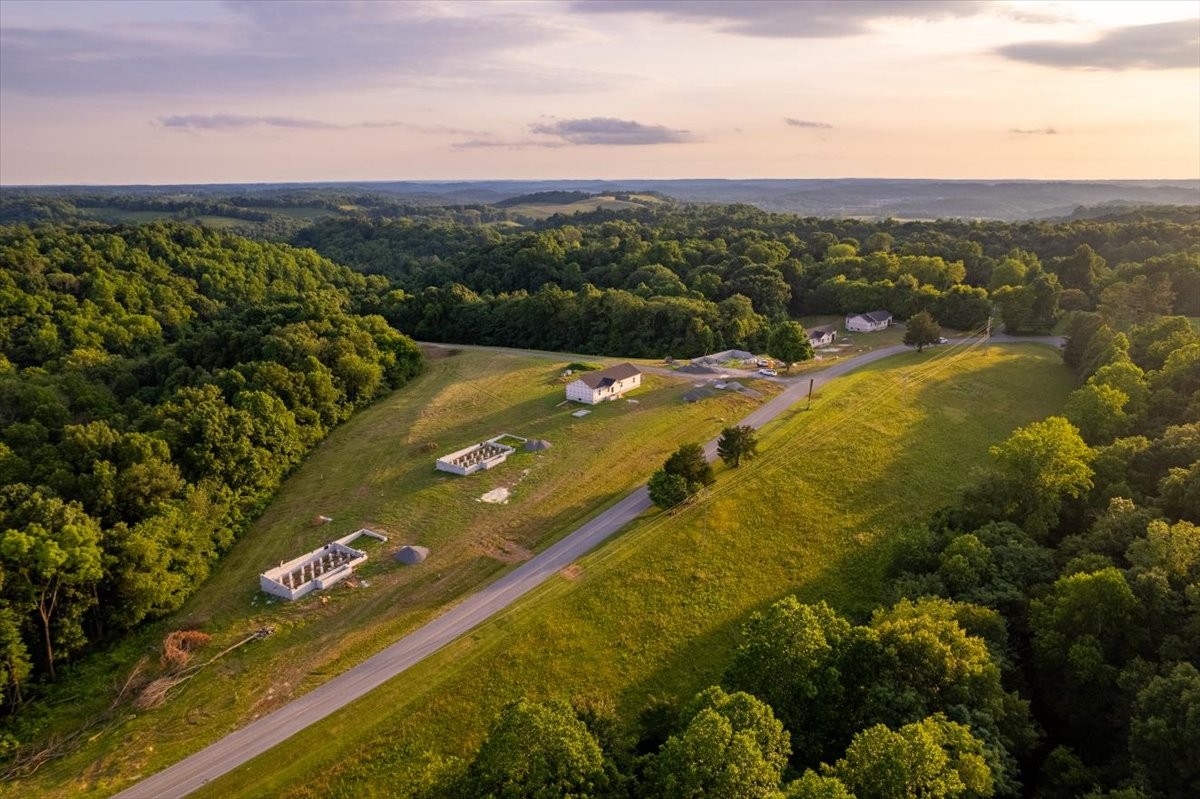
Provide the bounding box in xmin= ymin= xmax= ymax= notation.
xmin=566 ymin=362 xmax=642 ymax=404
xmin=845 ymin=310 xmax=893 ymax=332
xmin=808 ymin=324 xmax=838 ymax=347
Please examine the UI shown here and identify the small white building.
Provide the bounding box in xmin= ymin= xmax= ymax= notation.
xmin=808 ymin=324 xmax=839 ymax=347
xmin=845 ymin=310 xmax=893 ymax=332
xmin=565 ymin=362 xmax=642 ymax=404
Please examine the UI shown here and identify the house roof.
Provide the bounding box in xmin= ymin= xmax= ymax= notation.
xmin=808 ymin=324 xmax=837 ymax=337
xmin=849 ymin=310 xmax=893 ymax=323
xmin=575 ymin=362 xmax=641 ymax=389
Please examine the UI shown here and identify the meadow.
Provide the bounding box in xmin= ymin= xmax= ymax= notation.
xmin=174 ymin=343 xmax=1073 ymax=798
xmin=10 ymin=348 xmax=777 ymax=797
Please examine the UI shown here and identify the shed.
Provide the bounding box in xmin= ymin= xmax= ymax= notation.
xmin=394 ymin=545 xmax=430 ymax=565
xmin=525 ymin=439 xmax=552 ymax=451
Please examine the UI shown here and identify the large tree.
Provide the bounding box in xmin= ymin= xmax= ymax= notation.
xmin=825 ymin=716 xmax=993 ymax=799
xmin=646 ymin=687 xmax=791 ymax=799
xmin=718 ymin=425 xmax=759 ymax=468
xmin=768 ymin=322 xmax=814 ymax=371
xmin=0 ymin=486 xmax=103 ymax=678
xmin=904 ymin=310 xmax=942 ymax=353
xmin=664 ymin=442 xmax=715 ymax=490
xmin=457 ymin=699 xmax=607 ymax=799
xmin=987 ymin=417 xmax=1094 ymax=538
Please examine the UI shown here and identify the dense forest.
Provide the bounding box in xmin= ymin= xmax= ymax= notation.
xmin=0 ymin=202 xmax=1197 ymax=793
xmin=297 ymin=205 xmax=1200 ymax=357
xmin=437 ymin=311 xmax=1199 ymax=798
xmin=0 ymin=224 xmax=422 ymax=743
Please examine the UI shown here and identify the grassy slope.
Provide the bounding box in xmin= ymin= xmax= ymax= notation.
xmin=17 ymin=349 xmax=777 ymax=797
xmin=503 ymin=196 xmax=654 ymax=219
xmin=180 ymin=344 xmax=1073 ymax=799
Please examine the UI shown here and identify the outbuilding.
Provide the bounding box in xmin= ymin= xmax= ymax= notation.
xmin=807 ymin=324 xmax=839 ymax=346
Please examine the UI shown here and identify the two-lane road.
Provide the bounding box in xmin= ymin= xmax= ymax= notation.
xmin=114 ymin=334 xmax=1060 ymax=798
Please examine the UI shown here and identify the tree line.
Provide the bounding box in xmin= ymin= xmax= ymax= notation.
xmin=299 ymin=205 xmax=1198 ymax=358
xmin=0 ymin=223 xmax=423 ymax=742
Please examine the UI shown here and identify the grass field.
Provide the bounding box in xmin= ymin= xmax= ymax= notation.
xmin=502 ymin=195 xmax=660 ymax=219
xmin=161 ymin=343 xmax=1072 ymax=799
xmin=13 ymin=349 xmax=778 ymax=797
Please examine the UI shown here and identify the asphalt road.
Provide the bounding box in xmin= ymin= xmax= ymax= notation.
xmin=113 ymin=334 xmax=1060 ymax=799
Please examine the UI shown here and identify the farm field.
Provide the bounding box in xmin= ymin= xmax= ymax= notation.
xmin=502 ymin=194 xmax=661 ymax=219
xmin=180 ymin=343 xmax=1072 ymax=799
xmin=12 ymin=349 xmax=777 ymax=798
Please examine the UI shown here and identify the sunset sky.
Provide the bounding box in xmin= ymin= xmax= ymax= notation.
xmin=1 ymin=0 xmax=1197 ymax=184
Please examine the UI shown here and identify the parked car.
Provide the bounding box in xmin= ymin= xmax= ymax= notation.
xmin=937 ymin=337 xmax=949 ymax=344
xmin=758 ymin=368 xmax=778 ymax=376
xmin=755 ymin=359 xmax=769 ymax=367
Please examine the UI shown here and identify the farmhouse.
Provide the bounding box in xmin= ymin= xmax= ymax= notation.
xmin=566 ymin=362 xmax=642 ymax=404
xmin=808 ymin=324 xmax=838 ymax=347
xmin=845 ymin=310 xmax=893 ymax=332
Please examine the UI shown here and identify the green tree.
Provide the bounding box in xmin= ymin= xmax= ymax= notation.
xmin=768 ymin=322 xmax=814 ymax=371
xmin=1064 ymin=383 xmax=1131 ymax=445
xmin=826 ymin=716 xmax=993 ymax=799
xmin=649 ymin=470 xmax=692 ymax=510
xmin=725 ymin=598 xmax=879 ymax=764
xmin=0 ymin=485 xmax=104 ymax=678
xmin=457 ymin=699 xmax=606 ymax=799
xmin=1030 ymin=568 xmax=1143 ymax=737
xmin=718 ymin=425 xmax=759 ymax=468
xmin=646 ymin=687 xmax=791 ymax=799
xmin=1128 ymin=662 xmax=1200 ymax=798
xmin=664 ymin=442 xmax=715 ymax=489
xmin=988 ymin=417 xmax=1094 ymax=538
xmin=904 ymin=311 xmax=942 ymax=352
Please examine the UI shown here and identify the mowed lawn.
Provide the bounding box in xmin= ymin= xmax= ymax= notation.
xmin=17 ymin=349 xmax=777 ymax=798
xmin=181 ymin=344 xmax=1072 ymax=799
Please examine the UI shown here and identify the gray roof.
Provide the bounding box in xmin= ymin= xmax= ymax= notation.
xmin=575 ymin=362 xmax=641 ymax=389
xmin=395 ymin=545 xmax=429 ymax=565
xmin=849 ymin=310 xmax=892 ymax=323
xmin=808 ymin=324 xmax=838 ymax=337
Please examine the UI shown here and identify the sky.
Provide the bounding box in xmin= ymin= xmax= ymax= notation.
xmin=1 ymin=0 xmax=1198 ymax=184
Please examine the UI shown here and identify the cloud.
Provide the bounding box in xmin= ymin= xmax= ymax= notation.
xmin=157 ymin=114 xmax=342 ymax=131
xmin=569 ymin=0 xmax=982 ymax=38
xmin=0 ymin=1 xmax=567 ymax=96
xmin=528 ymin=117 xmax=693 ymax=145
xmin=451 ymin=138 xmax=566 ymax=150
xmin=1009 ymin=127 xmax=1059 ymax=135
xmin=785 ymin=118 xmax=833 ymax=129
xmin=997 ymin=19 xmax=1200 ymax=70
xmin=155 ymin=114 xmax=483 ymax=135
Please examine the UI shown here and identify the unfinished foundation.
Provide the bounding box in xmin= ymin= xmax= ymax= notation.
xmin=259 ymin=528 xmax=388 ymax=600
xmin=435 ymin=434 xmax=527 ymax=476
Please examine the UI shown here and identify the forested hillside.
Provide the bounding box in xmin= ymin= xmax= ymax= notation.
xmin=0 ymin=224 xmax=422 ymax=735
xmin=298 ymin=206 xmax=1200 ymax=357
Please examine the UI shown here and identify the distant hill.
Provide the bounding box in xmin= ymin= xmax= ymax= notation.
xmin=4 ymin=178 xmax=1197 ymax=221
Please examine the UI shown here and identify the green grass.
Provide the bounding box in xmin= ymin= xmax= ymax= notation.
xmin=12 ymin=349 xmax=778 ymax=797
xmin=503 ymin=195 xmax=650 ymax=219
xmin=177 ymin=344 xmax=1070 ymax=799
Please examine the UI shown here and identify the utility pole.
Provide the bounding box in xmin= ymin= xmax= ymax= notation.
xmin=986 ymin=313 xmax=992 ymax=339
xmin=806 ymin=378 xmax=814 ymax=410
